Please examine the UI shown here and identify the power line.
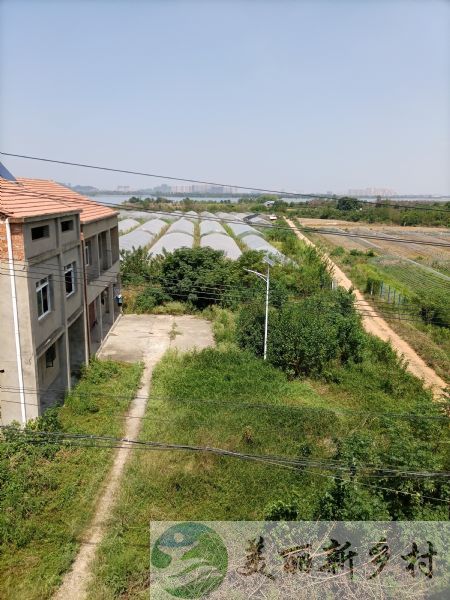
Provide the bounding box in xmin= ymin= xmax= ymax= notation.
xmin=0 ymin=269 xmax=435 ymax=324
xmin=1 ymin=385 xmax=449 ymax=422
xmin=3 ymin=426 xmax=450 ymax=479
xmin=6 ymin=249 xmax=444 ymax=323
xmin=2 ymin=150 xmax=450 ymax=213
xmin=2 ymin=185 xmax=450 ymax=248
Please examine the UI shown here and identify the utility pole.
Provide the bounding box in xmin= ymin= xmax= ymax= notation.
xmin=244 ymin=256 xmax=274 ymax=360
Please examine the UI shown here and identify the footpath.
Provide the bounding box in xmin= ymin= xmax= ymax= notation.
xmin=286 ymin=218 xmax=447 ymax=399
xmin=54 ymin=314 xmax=213 ymax=600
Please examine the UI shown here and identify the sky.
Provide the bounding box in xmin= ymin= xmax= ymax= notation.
xmin=0 ymin=0 xmax=449 ymax=195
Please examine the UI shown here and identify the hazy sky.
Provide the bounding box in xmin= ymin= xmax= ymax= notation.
xmin=1 ymin=0 xmax=449 ymax=194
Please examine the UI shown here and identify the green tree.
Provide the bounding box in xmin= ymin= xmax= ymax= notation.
xmin=336 ymin=197 xmax=360 ymax=211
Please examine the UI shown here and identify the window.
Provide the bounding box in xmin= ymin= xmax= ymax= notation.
xmin=84 ymin=241 xmax=91 ymax=266
xmin=61 ymin=219 xmax=74 ymax=232
xmin=45 ymin=344 xmax=56 ymax=368
xmin=64 ymin=262 xmax=76 ymax=296
xmin=36 ymin=277 xmax=51 ymax=318
xmin=31 ymin=225 xmax=49 ymax=240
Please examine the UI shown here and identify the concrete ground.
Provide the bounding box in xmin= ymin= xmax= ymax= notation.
xmin=97 ymin=313 xmax=214 ymax=362
xmin=54 ymin=314 xmax=213 ymax=600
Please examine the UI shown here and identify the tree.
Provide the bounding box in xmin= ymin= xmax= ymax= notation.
xmin=161 ymin=247 xmax=238 ymax=309
xmin=237 ymin=290 xmax=364 ymax=377
xmin=336 ymin=197 xmax=360 ymax=211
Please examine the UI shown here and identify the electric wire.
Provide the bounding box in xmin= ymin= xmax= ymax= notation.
xmin=2 ymin=150 xmax=450 ymax=213
xmin=2 ymin=186 xmax=450 ymax=247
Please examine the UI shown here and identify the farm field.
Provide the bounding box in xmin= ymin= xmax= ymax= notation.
xmin=297 ymin=219 xmax=450 ymax=385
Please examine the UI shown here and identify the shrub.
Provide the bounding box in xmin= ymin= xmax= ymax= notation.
xmin=161 ymin=247 xmax=237 ymax=309
xmin=134 ymin=286 xmax=169 ymax=313
xmin=264 ymin=499 xmax=299 ymax=521
xmin=330 ymin=246 xmax=345 ymax=257
xmin=237 ymin=290 xmax=364 ymax=377
xmin=151 ymin=301 xmax=188 ymax=315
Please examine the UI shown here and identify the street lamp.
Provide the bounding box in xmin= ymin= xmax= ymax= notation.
xmin=244 ymin=256 xmax=274 ymax=360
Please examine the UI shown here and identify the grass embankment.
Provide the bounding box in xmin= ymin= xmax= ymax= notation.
xmin=301 ymin=228 xmax=450 ymax=386
xmin=89 ymin=343 xmax=449 ymax=599
xmin=0 ymin=359 xmax=143 ymax=600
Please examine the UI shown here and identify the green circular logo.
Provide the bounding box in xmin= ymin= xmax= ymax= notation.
xmin=151 ymin=523 xmax=228 ymax=598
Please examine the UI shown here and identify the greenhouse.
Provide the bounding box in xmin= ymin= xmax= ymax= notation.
xmin=227 ymin=222 xmax=263 ymax=238
xmin=216 ymin=212 xmax=234 ymax=221
xmin=200 ymin=220 xmax=226 ymax=236
xmin=119 ymin=229 xmax=154 ymax=252
xmin=242 ymin=234 xmax=284 ymax=260
xmin=184 ymin=211 xmax=199 ymax=221
xmin=118 ymin=218 xmax=140 ymax=233
xmin=124 ymin=211 xmax=155 ymax=221
xmin=149 ymin=232 xmax=194 ymax=257
xmin=200 ymin=211 xmax=215 ymax=218
xmin=247 ymin=215 xmax=269 ymax=226
xmin=166 ymin=218 xmax=195 ymax=236
xmin=201 ymin=233 xmax=242 ymax=260
xmin=137 ymin=218 xmax=168 ymax=236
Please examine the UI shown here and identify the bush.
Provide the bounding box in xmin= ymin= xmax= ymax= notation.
xmin=330 ymin=246 xmax=345 ymax=257
xmin=161 ymin=247 xmax=237 ymax=310
xmin=134 ymin=287 xmax=169 ymax=313
xmin=204 ymin=306 xmax=237 ymax=344
xmin=151 ymin=301 xmax=188 ymax=315
xmin=365 ymin=276 xmax=382 ymax=295
xmin=237 ymin=290 xmax=364 ymax=377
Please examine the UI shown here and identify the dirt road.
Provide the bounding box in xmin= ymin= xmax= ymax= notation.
xmin=286 ymin=219 xmax=447 ymax=398
xmin=53 ymin=315 xmax=213 ymax=600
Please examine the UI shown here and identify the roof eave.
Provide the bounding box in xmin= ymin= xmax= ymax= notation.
xmin=80 ymin=212 xmax=119 ymax=226
xmin=1 ymin=209 xmax=81 ymax=223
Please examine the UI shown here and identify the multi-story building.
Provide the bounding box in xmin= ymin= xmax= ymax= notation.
xmin=0 ymin=166 xmax=120 ymax=424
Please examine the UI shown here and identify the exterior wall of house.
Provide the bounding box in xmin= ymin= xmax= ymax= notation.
xmin=0 ymin=208 xmax=120 ymax=425
xmin=0 ymin=220 xmax=40 ymax=423
xmin=83 ymin=216 xmax=120 ymax=356
xmin=0 ymin=213 xmax=86 ymax=424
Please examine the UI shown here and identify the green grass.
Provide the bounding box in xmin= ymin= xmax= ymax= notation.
xmin=88 ymin=343 xmax=448 ymax=599
xmin=0 ymin=359 xmax=143 ymax=600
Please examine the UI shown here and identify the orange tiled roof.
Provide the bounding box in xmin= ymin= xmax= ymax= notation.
xmin=0 ymin=178 xmax=118 ymax=224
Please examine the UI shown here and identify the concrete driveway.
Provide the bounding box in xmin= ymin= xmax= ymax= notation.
xmin=55 ymin=314 xmax=213 ymax=600
xmin=97 ymin=314 xmax=214 ymax=363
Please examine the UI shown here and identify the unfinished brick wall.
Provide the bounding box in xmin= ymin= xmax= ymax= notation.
xmin=0 ymin=221 xmax=25 ymax=261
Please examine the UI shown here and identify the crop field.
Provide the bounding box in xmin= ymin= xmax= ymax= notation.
xmin=298 ymin=220 xmax=450 ymax=275
xmin=297 ymin=219 xmax=450 ymax=384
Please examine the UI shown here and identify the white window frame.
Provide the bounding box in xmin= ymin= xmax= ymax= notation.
xmin=64 ymin=262 xmax=76 ymax=297
xmin=36 ymin=276 xmax=51 ymax=319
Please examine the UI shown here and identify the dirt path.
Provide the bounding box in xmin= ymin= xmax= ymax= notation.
xmin=286 ymin=219 xmax=447 ymax=398
xmin=53 ymin=315 xmax=213 ymax=600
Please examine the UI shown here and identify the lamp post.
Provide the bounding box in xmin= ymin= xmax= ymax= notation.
xmin=244 ymin=256 xmax=274 ymax=360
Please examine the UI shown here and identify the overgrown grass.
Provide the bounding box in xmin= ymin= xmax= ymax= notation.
xmin=0 ymin=359 xmax=143 ymax=600
xmin=202 ymin=305 xmax=237 ymax=344
xmin=88 ymin=343 xmax=448 ymax=598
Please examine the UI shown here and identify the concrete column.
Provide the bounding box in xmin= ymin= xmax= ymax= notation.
xmin=57 ymin=250 xmax=71 ymax=396
xmin=97 ymin=294 xmax=103 ymax=343
xmin=106 ymin=229 xmax=112 ymax=269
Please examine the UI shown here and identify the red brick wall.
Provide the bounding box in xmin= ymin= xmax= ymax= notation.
xmin=0 ymin=221 xmax=25 ymax=261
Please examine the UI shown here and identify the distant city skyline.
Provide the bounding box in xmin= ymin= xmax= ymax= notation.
xmin=1 ymin=1 xmax=449 ymax=194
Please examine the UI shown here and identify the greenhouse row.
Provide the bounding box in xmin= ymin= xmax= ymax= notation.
xmin=117 ymin=212 xmax=282 ymax=261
